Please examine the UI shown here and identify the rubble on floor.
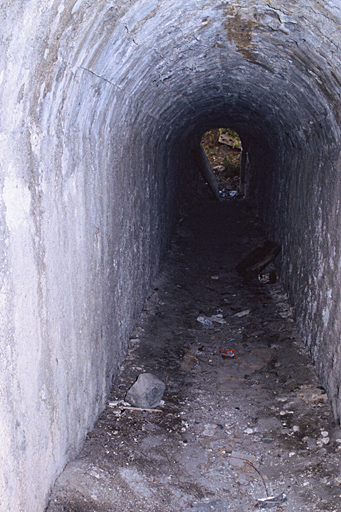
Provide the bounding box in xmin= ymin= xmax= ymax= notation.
xmin=47 ymin=200 xmax=341 ymax=512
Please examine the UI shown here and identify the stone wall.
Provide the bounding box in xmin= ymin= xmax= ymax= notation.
xmin=0 ymin=1 xmax=340 ymax=510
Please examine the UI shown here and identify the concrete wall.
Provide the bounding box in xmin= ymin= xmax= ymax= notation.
xmin=0 ymin=1 xmax=340 ymax=510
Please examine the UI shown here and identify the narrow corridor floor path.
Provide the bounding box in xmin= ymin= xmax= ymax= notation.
xmin=47 ymin=199 xmax=341 ymax=512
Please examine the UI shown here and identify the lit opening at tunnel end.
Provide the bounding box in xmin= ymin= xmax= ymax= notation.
xmin=201 ymin=128 xmax=242 ymax=199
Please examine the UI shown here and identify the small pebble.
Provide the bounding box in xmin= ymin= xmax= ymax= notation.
xmin=234 ymin=309 xmax=251 ymax=318
xmin=244 ymin=428 xmax=254 ymax=434
xmin=202 ymin=424 xmax=217 ymax=436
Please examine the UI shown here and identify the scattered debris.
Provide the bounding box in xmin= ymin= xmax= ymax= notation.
xmin=220 ymin=349 xmax=235 ymax=359
xmin=297 ymin=384 xmax=329 ymax=404
xmin=213 ymin=165 xmax=225 ymax=172
xmin=244 ymin=427 xmax=255 ymax=435
xmin=209 ymin=314 xmax=226 ymax=324
xmin=258 ymin=271 xmax=277 ymax=284
xmin=233 ymin=309 xmax=251 ymax=318
xmin=228 ymin=190 xmax=239 ymax=198
xmin=197 ymin=315 xmax=213 ymax=327
xmin=258 ymin=492 xmax=287 ymax=509
xmin=108 ymin=402 xmax=163 ymax=413
xmin=236 ymin=241 xmax=281 ymax=281
xmin=125 ymin=373 xmax=166 ymax=409
xmin=197 ymin=314 xmax=226 ymax=326
xmin=317 ymin=430 xmax=330 ymax=446
xmin=219 ymin=188 xmax=240 ymax=199
xmin=47 ymin=201 xmax=340 ymax=512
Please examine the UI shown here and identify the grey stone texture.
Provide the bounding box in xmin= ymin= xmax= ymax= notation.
xmin=0 ymin=0 xmax=340 ymax=510
xmin=125 ymin=372 xmax=166 ymax=408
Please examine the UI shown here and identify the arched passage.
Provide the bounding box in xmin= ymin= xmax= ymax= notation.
xmin=0 ymin=1 xmax=340 ymax=509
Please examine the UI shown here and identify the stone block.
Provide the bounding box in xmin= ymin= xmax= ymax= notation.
xmin=125 ymin=373 xmax=166 ymax=409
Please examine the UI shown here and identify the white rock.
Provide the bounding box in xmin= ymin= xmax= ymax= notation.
xmin=244 ymin=428 xmax=254 ymax=434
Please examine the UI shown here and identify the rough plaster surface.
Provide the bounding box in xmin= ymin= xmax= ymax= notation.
xmin=0 ymin=1 xmax=340 ymax=510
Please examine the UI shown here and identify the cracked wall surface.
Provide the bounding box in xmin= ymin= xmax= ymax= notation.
xmin=0 ymin=0 xmax=340 ymax=510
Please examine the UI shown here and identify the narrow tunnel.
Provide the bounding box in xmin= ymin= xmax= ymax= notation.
xmin=0 ymin=1 xmax=340 ymax=510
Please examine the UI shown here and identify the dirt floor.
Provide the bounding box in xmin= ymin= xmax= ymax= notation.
xmin=46 ymin=195 xmax=341 ymax=512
